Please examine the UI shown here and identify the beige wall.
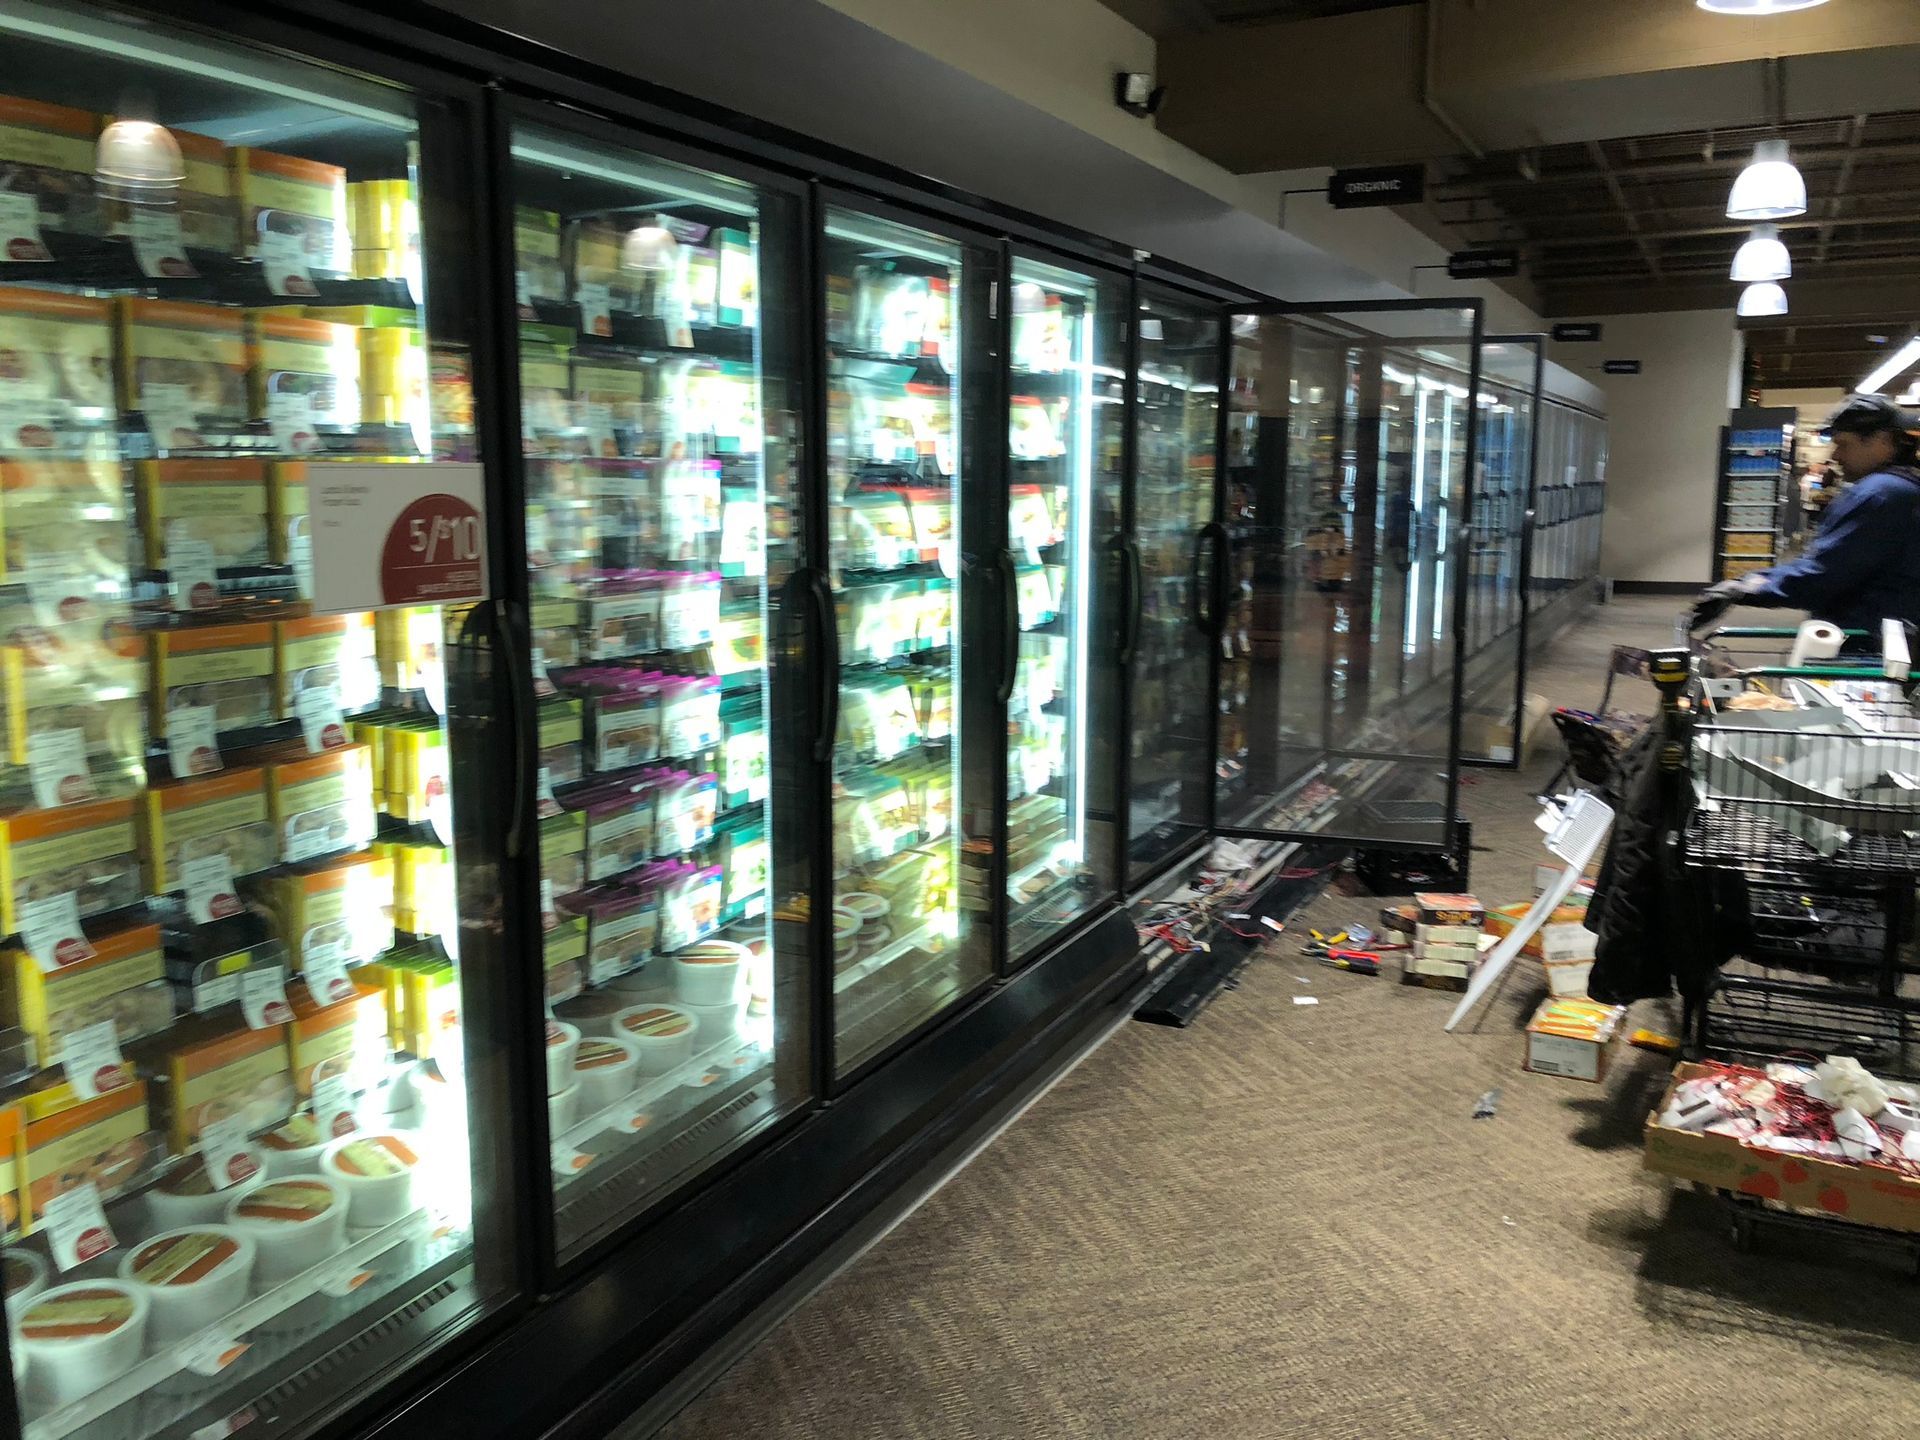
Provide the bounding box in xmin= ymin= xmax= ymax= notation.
xmin=1548 ymin=312 xmax=1743 ymax=584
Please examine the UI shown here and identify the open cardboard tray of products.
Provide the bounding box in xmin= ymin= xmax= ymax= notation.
xmin=1643 ymin=1062 xmax=1920 ymax=1234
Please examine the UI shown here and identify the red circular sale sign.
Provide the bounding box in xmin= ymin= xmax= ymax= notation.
xmin=380 ymin=494 xmax=485 ymax=606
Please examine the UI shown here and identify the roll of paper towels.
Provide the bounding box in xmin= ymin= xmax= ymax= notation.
xmin=1789 ymin=620 xmax=1845 ymax=668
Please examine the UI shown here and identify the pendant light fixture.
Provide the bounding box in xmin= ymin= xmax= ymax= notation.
xmin=1698 ymin=0 xmax=1827 ymax=13
xmin=1730 ymin=224 xmax=1791 ymax=282
xmin=1727 ymin=138 xmax=1807 ymax=219
xmin=1736 ymin=282 xmax=1788 ymax=318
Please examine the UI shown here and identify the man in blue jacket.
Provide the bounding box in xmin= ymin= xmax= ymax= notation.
xmin=1691 ymin=394 xmax=1920 ymax=636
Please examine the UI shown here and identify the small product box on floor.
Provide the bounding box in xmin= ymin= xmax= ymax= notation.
xmin=1523 ymin=997 xmax=1627 ymax=1082
xmin=1644 ymin=1063 xmax=1920 ymax=1232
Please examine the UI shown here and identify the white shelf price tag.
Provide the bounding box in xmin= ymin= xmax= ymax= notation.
xmin=26 ymin=727 xmax=93 ymax=808
xmin=167 ymin=704 xmax=223 ymax=777
xmin=20 ymin=890 xmax=93 ymax=972
xmin=59 ymin=1019 xmax=125 ymax=1100
xmin=240 ymin=966 xmax=293 ymax=1028
xmin=260 ymin=230 xmax=318 ymax=297
xmin=182 ymin=851 xmax=243 ymax=925
xmin=268 ymin=390 xmax=319 ymax=453
xmin=199 ymin=1111 xmax=260 ymax=1190
xmin=0 ymin=191 xmax=50 ymax=262
xmin=168 ymin=533 xmax=221 ymax=612
xmin=177 ymin=1334 xmax=249 ymax=1378
xmin=302 ymin=942 xmax=355 ymax=1007
xmin=311 ymin=1072 xmax=357 ymax=1141
xmin=296 ymin=683 xmax=348 ymax=752
xmin=42 ymin=1182 xmax=115 ymax=1271
xmin=130 ymin=208 xmax=195 ymax=279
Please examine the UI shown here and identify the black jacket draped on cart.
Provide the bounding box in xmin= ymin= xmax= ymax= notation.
xmin=1584 ymin=719 xmax=1750 ymax=1005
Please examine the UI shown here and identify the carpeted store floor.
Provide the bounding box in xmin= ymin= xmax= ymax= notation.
xmin=653 ymin=596 xmax=1920 ymax=1440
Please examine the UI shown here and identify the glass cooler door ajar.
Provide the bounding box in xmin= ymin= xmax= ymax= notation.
xmin=0 ymin=5 xmax=512 ymax=1436
xmin=1127 ymin=287 xmax=1220 ymax=883
xmin=1216 ymin=303 xmax=1480 ymax=853
xmin=1003 ymin=256 xmax=1123 ymax=965
xmin=823 ymin=206 xmax=992 ymax=1079
xmin=507 ymin=120 xmax=809 ymax=1262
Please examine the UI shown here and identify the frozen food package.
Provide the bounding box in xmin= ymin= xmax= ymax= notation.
xmin=277 ymin=613 xmax=380 ymax=717
xmin=0 ymin=95 xmax=103 ymax=243
xmin=0 ymin=794 xmax=142 ymax=935
xmin=151 ymin=622 xmax=275 ymax=738
xmin=9 ymin=923 xmax=168 ymax=1069
xmin=115 ymin=298 xmax=248 ymax=448
xmin=230 ymin=146 xmax=349 ymax=278
xmin=102 ymin=120 xmax=238 ymax=255
xmin=142 ymin=767 xmax=276 ymax=894
xmin=0 ymin=457 xmax=129 ymax=587
xmin=246 ymin=312 xmax=360 ymax=436
xmin=265 ymin=743 xmax=377 ymax=864
xmin=514 ymin=206 xmax=565 ymax=316
xmin=136 ymin=457 xmax=271 ymax=576
xmin=0 ymin=288 xmax=115 ymax=449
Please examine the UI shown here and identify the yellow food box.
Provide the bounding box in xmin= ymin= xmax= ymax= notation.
xmin=141 ymin=767 xmax=274 ymax=894
xmin=0 ymin=795 xmax=141 ymax=937
xmin=161 ymin=1023 xmax=294 ymax=1151
xmin=276 ymin=612 xmax=379 ymax=717
xmin=286 ymin=979 xmax=387 ymax=1096
xmin=0 ymin=457 xmax=128 ymax=587
xmin=10 ymin=923 xmax=166 ymax=1070
xmin=253 ymin=850 xmax=394 ymax=973
xmin=135 ymin=457 xmax=271 ymax=572
xmin=264 ymin=743 xmax=376 ymax=864
xmin=231 ymin=147 xmax=348 ymax=273
xmin=114 ymin=297 xmax=248 ymax=437
xmin=150 ymin=622 xmax=276 ymax=738
xmin=23 ymin=1082 xmax=152 ymax=1232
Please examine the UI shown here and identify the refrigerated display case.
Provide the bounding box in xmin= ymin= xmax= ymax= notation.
xmin=1127 ymin=286 xmax=1219 ymax=881
xmin=1216 ymin=303 xmax=1480 ymax=853
xmin=503 ymin=118 xmax=811 ymax=1262
xmin=1002 ymin=255 xmax=1124 ymax=965
xmin=0 ymin=4 xmax=514 ymax=1435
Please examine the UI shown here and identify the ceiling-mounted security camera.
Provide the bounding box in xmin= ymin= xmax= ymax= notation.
xmin=1114 ymin=72 xmax=1165 ymax=118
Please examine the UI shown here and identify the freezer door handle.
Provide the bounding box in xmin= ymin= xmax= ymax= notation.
xmin=997 ymin=549 xmax=1020 ymax=706
xmin=805 ymin=567 xmax=840 ymax=763
xmin=494 ymin=597 xmax=535 ymax=861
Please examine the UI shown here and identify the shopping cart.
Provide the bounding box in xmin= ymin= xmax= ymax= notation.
xmin=1667 ymin=623 xmax=1920 ymax=1067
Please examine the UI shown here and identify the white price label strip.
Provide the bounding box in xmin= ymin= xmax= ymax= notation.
xmin=182 ymin=851 xmax=243 ymax=924
xmin=26 ymin=726 xmax=93 ymax=807
xmin=42 ymin=1181 xmax=115 ymax=1271
xmin=199 ymin=1111 xmax=260 ymax=1190
xmin=59 ymin=1019 xmax=126 ymax=1100
xmin=165 ymin=703 xmax=223 ymax=778
xmin=241 ymin=965 xmax=293 ymax=1028
xmin=20 ymin=890 xmax=93 ymax=971
xmin=296 ymin=683 xmax=348 ymax=752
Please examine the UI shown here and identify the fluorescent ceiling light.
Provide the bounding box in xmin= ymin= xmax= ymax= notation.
xmin=1698 ymin=0 xmax=1827 ymax=12
xmin=1728 ymin=139 xmax=1807 ymax=220
xmin=1736 ymin=283 xmax=1788 ymax=318
xmin=1859 ymin=337 xmax=1920 ymax=395
xmin=1730 ymin=224 xmax=1791 ymax=282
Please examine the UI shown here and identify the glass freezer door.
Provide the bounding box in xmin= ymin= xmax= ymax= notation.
xmin=0 ymin=5 xmax=513 ymax=1436
xmin=822 ymin=204 xmax=994 ymax=1079
xmin=1127 ymin=286 xmax=1220 ymax=883
xmin=505 ymin=119 xmax=811 ymax=1263
xmin=1217 ymin=303 xmax=1481 ymax=853
xmin=1003 ymin=255 xmax=1123 ymax=965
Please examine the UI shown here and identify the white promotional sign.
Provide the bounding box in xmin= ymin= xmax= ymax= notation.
xmin=305 ymin=461 xmax=487 ymax=616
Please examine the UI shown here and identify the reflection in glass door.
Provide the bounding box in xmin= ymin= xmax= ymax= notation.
xmin=1128 ymin=287 xmax=1219 ymax=882
xmin=1218 ymin=305 xmax=1479 ymax=852
xmin=507 ymin=123 xmax=809 ymax=1260
xmin=823 ymin=207 xmax=991 ymax=1078
xmin=1004 ymin=256 xmax=1122 ymax=963
xmin=0 ymin=6 xmax=510 ymax=1434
